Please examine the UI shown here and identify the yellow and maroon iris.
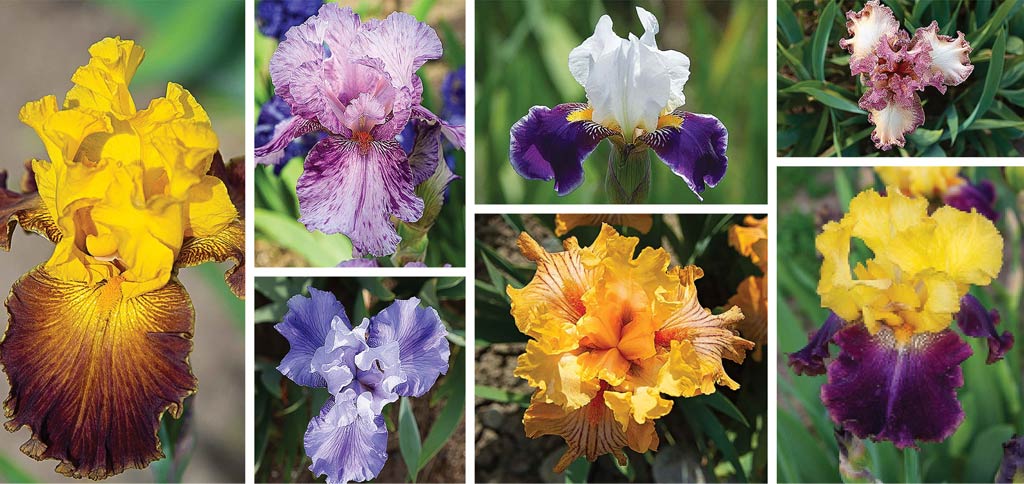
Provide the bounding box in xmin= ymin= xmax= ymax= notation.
xmin=0 ymin=37 xmax=244 ymax=479
xmin=508 ymin=224 xmax=752 ymax=471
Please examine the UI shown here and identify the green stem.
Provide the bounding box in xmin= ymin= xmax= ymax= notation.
xmin=604 ymin=142 xmax=651 ymax=204
xmin=903 ymin=447 xmax=920 ymax=483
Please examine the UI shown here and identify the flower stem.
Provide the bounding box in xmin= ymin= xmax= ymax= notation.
xmin=605 ymin=142 xmax=651 ymax=204
xmin=903 ymin=447 xmax=920 ymax=483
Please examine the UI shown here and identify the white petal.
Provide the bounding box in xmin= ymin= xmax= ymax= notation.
xmin=913 ymin=22 xmax=974 ymax=86
xmin=636 ymin=6 xmax=659 ymax=46
xmin=839 ymin=0 xmax=900 ymax=62
xmin=568 ymin=15 xmax=617 ymax=88
xmin=868 ymin=99 xmax=925 ymax=150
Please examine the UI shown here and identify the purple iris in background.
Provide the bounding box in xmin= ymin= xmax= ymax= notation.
xmin=276 ymin=288 xmax=450 ymax=484
xmin=256 ymin=0 xmax=323 ymax=40
xmin=256 ymin=4 xmax=466 ymax=257
xmin=256 ymin=95 xmax=323 ymax=172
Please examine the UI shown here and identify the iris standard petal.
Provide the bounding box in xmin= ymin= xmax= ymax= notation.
xmin=839 ymin=0 xmax=900 ymax=74
xmin=1 ymin=268 xmax=195 ymax=479
xmin=913 ymin=21 xmax=973 ymax=87
xmin=822 ymin=324 xmax=971 ymax=449
xmin=276 ymin=287 xmax=349 ymax=387
xmin=356 ymin=11 xmax=442 ymax=91
xmin=306 ymin=396 xmax=388 ymax=484
xmin=997 ymin=435 xmax=1024 ymax=483
xmin=638 ymin=111 xmax=728 ymax=200
xmin=509 ymin=103 xmax=616 ymax=196
xmin=296 ymin=136 xmax=423 ymax=257
xmin=788 ymin=312 xmax=846 ymax=376
xmin=956 ymin=294 xmax=1014 ymax=364
xmin=366 ymin=297 xmax=450 ymax=397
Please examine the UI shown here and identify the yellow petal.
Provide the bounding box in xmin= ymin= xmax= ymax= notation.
xmin=554 ymin=214 xmax=653 ymax=236
xmin=65 ymin=37 xmax=145 ymax=117
xmin=514 ymin=341 xmax=598 ymax=410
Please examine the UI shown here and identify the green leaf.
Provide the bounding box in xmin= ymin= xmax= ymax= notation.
xmin=682 ymin=399 xmax=748 ymax=482
xmin=777 ymin=0 xmax=803 ymax=45
xmin=563 ymin=457 xmax=591 ymax=483
xmin=254 ymin=208 xmax=351 ymax=266
xmin=963 ymin=27 xmax=1007 ymax=130
xmin=811 ymin=0 xmax=838 ymax=80
xmin=966 ymin=0 xmax=1022 ymax=49
xmin=399 ymin=397 xmax=423 ymax=482
xmin=698 ymin=392 xmax=750 ymax=428
xmin=418 ymin=355 xmax=465 ymax=469
xmin=407 ymin=0 xmax=436 ymax=20
xmin=474 ymin=385 xmax=531 ymax=407
xmin=782 ymin=81 xmax=865 ymax=114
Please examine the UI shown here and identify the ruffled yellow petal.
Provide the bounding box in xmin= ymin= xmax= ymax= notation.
xmin=728 ymin=275 xmax=767 ymax=361
xmin=64 ymin=37 xmax=144 ymax=118
xmin=554 ymin=214 xmax=653 ymax=236
xmin=729 ymin=215 xmax=768 ymax=271
xmin=514 ymin=340 xmax=597 ymax=410
xmin=508 ymin=232 xmax=592 ymax=336
xmin=875 ymin=166 xmax=963 ymax=198
xmin=847 ymin=188 xmax=930 ymax=251
xmin=604 ymin=388 xmax=673 ymax=430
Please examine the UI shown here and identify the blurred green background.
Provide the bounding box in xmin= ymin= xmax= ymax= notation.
xmin=778 ymin=0 xmax=1024 ymax=157
xmin=474 ymin=213 xmax=767 ymax=483
xmin=0 ymin=1 xmax=244 ymax=482
xmin=254 ymin=0 xmax=466 ymax=267
xmin=778 ymin=166 xmax=1024 ymax=482
xmin=475 ymin=0 xmax=768 ymax=204
xmin=254 ymin=277 xmax=466 ymax=483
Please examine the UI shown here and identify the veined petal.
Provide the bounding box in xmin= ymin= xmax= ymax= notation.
xmin=306 ymin=395 xmax=388 ymax=484
xmin=507 ymin=231 xmax=593 ymax=337
xmin=913 ymin=22 xmax=973 ymax=87
xmin=523 ymin=392 xmax=658 ymax=473
xmin=1 ymin=179 xmax=61 ymax=251
xmin=297 ymin=136 xmax=423 ymax=257
xmin=638 ymin=111 xmax=728 ymax=199
xmin=822 ymin=325 xmax=970 ymax=449
xmin=839 ymin=0 xmax=900 ymax=72
xmin=729 ymin=275 xmax=767 ymax=361
xmin=867 ymin=97 xmax=925 ymax=150
xmin=356 ymin=11 xmax=442 ymax=91
xmin=788 ymin=312 xmax=846 ymax=376
xmin=956 ymin=294 xmax=1013 ymax=364
xmin=177 ymin=219 xmax=245 ymax=298
xmin=275 ymin=287 xmax=349 ymax=387
xmin=509 ymin=103 xmax=616 ymax=195
xmin=365 ymin=297 xmax=450 ymax=398
xmin=406 ymin=120 xmax=442 ymax=185
xmin=514 ymin=340 xmax=598 ymax=410
xmin=1 ymin=267 xmax=195 ymax=479
xmin=411 ymin=104 xmax=466 ymax=149
xmin=254 ymin=115 xmax=323 ymax=166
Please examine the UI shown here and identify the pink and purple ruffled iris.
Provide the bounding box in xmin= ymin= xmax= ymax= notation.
xmin=788 ymin=294 xmax=1012 ymax=449
xmin=276 ymin=288 xmax=450 ymax=483
xmin=256 ymin=4 xmax=465 ymax=257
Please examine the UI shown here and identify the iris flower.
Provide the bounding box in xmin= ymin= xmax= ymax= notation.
xmin=275 ymin=288 xmax=450 ymax=484
xmin=875 ymin=166 xmax=998 ymax=220
xmin=509 ymin=7 xmax=728 ymax=203
xmin=509 ymin=224 xmax=752 ymax=471
xmin=789 ymin=188 xmax=1011 ymax=448
xmin=840 ymin=0 xmax=973 ymax=150
xmin=256 ymin=4 xmax=466 ymax=257
xmin=0 ymin=37 xmax=244 ymax=478
xmin=727 ymin=216 xmax=768 ymax=360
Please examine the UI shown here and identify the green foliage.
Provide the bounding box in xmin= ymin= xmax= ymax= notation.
xmin=777 ymin=166 xmax=1024 ymax=482
xmin=254 ymin=277 xmax=466 ymax=483
xmin=475 ymin=0 xmax=767 ymax=204
xmin=778 ymin=0 xmax=1024 ymax=156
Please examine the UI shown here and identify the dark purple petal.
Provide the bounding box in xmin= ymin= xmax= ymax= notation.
xmin=297 ymin=136 xmax=423 ymax=257
xmin=638 ymin=111 xmax=728 ymax=199
xmin=275 ymin=287 xmax=348 ymax=388
xmin=256 ymin=96 xmax=323 ymax=169
xmin=997 ymin=435 xmax=1024 ymax=483
xmin=256 ymin=0 xmax=323 ymax=40
xmin=406 ymin=120 xmax=442 ymax=185
xmin=945 ymin=180 xmax=999 ymax=221
xmin=956 ymin=294 xmax=1013 ymax=364
xmin=789 ymin=312 xmax=846 ymax=376
xmin=412 ymin=104 xmax=465 ymax=149
xmin=306 ymin=394 xmax=388 ymax=484
xmin=255 ymin=113 xmax=323 ymax=166
xmin=366 ymin=298 xmax=450 ymax=397
xmin=822 ymin=325 xmax=971 ymax=449
xmin=509 ymin=103 xmax=616 ymax=196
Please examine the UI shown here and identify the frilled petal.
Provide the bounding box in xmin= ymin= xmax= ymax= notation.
xmin=1 ymin=178 xmax=61 ymax=251
xmin=523 ymin=392 xmax=658 ymax=473
xmin=177 ymin=220 xmax=245 ymax=298
xmin=839 ymin=0 xmax=900 ymax=74
xmin=306 ymin=394 xmax=388 ymax=484
xmin=998 ymin=435 xmax=1024 ymax=483
xmin=64 ymin=37 xmax=145 ymax=118
xmin=956 ymin=294 xmax=1013 ymax=364
xmin=789 ymin=312 xmax=846 ymax=376
xmin=355 ymin=11 xmax=442 ymax=91
xmin=296 ymin=136 xmax=423 ymax=257
xmin=913 ymin=22 xmax=974 ymax=87
xmin=507 ymin=232 xmax=593 ymax=337
xmin=275 ymin=287 xmax=349 ymax=387
xmin=1 ymin=267 xmax=195 ymax=479
xmin=822 ymin=325 xmax=971 ymax=449
xmin=365 ymin=297 xmax=450 ymax=397
xmin=255 ymin=115 xmax=323 ymax=166
xmin=638 ymin=111 xmax=728 ymax=199
xmin=867 ymin=97 xmax=925 ymax=150
xmin=509 ymin=103 xmax=616 ymax=195
xmin=944 ymin=179 xmax=999 ymax=221
xmin=729 ymin=275 xmax=767 ymax=361
xmin=554 ymin=213 xmax=653 ymax=236
xmin=514 ymin=340 xmax=598 ymax=410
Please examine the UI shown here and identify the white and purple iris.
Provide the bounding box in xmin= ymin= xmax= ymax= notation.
xmin=256 ymin=4 xmax=465 ymax=257
xmin=276 ymin=288 xmax=450 ymax=484
xmin=840 ymin=0 xmax=973 ymax=150
xmin=509 ymin=7 xmax=728 ymax=200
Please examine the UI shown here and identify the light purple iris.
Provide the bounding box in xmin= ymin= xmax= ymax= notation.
xmin=788 ymin=294 xmax=1013 ymax=449
xmin=275 ymin=289 xmax=450 ymax=483
xmin=256 ymin=4 xmax=465 ymax=257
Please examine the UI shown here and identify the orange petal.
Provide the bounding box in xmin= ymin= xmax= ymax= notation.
xmin=1 ymin=267 xmax=195 ymax=479
xmin=507 ymin=232 xmax=592 ymax=336
xmin=177 ymin=219 xmax=245 ymax=298
xmin=728 ymin=276 xmax=767 ymax=361
xmin=554 ymin=214 xmax=653 ymax=236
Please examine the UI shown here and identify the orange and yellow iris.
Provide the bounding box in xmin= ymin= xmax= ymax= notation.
xmin=509 ymin=224 xmax=752 ymax=471
xmin=728 ymin=216 xmax=768 ymax=360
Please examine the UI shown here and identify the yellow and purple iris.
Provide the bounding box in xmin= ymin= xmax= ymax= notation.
xmin=509 ymin=224 xmax=752 ymax=471
xmin=509 ymin=7 xmax=728 ymax=202
xmin=0 ymin=37 xmax=244 ymax=479
xmin=789 ymin=188 xmax=1011 ymax=448
xmin=875 ymin=166 xmax=998 ymax=220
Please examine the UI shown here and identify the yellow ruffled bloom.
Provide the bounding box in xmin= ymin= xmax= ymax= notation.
xmin=509 ymin=224 xmax=752 ymax=472
xmin=875 ymin=166 xmax=963 ymax=198
xmin=727 ymin=215 xmax=768 ymax=360
xmin=817 ymin=187 xmax=1001 ymax=343
xmin=19 ymin=37 xmax=236 ymax=299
